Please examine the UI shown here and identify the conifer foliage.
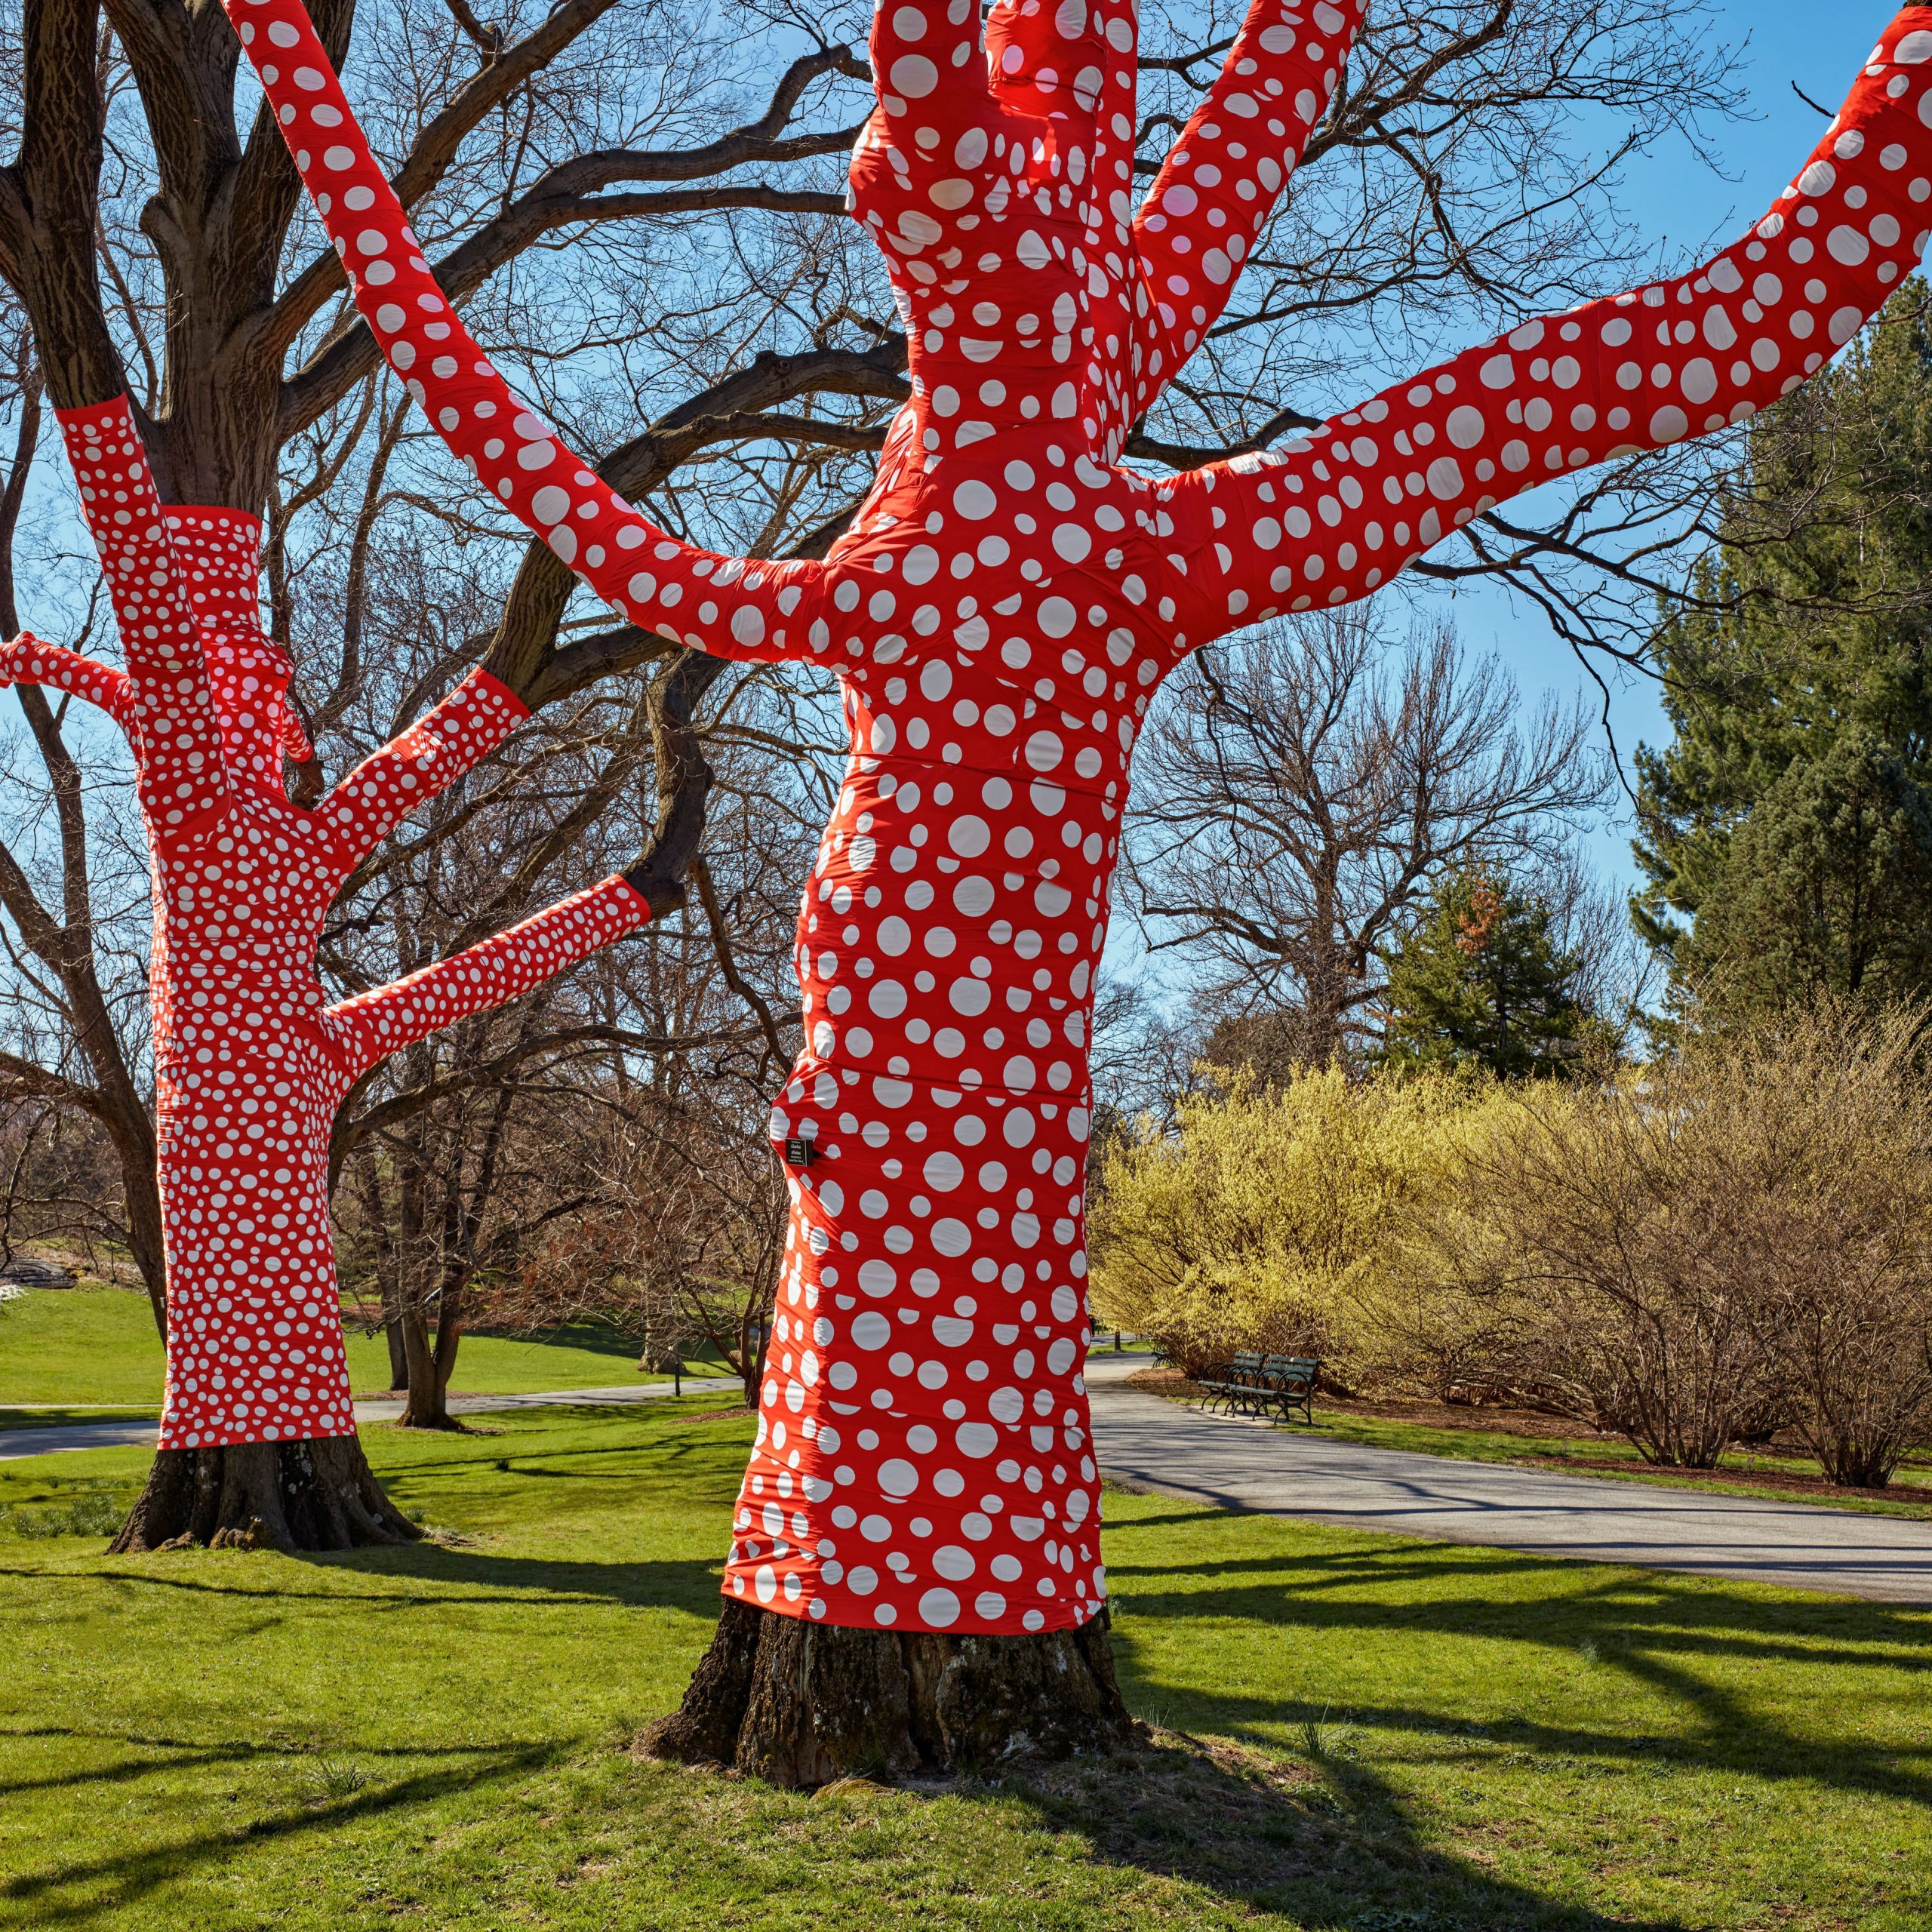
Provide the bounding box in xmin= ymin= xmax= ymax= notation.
xmin=1638 ymin=281 xmax=1932 ymax=1010
xmin=1379 ymin=868 xmax=1587 ymax=1077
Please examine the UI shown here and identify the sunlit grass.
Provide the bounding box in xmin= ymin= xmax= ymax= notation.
xmin=0 ymin=1403 xmax=1927 ymax=1928
xmin=1297 ymin=1404 xmax=1932 ymax=1517
xmin=0 ymin=1288 xmax=731 ymax=1426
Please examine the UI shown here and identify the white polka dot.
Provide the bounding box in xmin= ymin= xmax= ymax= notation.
xmin=918 ymin=1587 xmax=961 ymax=1627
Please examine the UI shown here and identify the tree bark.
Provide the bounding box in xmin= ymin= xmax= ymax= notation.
xmin=355 ymin=1150 xmax=410 ymax=1389
xmin=109 ymin=1434 xmax=421 ymax=1552
xmin=397 ymin=1302 xmax=463 ymax=1429
xmin=383 ymin=1296 xmax=408 ymax=1391
xmin=640 ymin=1601 xmax=1140 ymax=1788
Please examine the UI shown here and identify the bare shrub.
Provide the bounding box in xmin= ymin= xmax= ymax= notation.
xmin=1730 ymin=1007 xmax=1932 ymax=1486
xmin=482 ymin=1077 xmax=790 ymax=1404
xmin=1398 ymin=1004 xmax=1932 ymax=1479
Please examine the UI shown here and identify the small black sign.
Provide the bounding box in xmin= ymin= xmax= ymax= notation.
xmin=784 ymin=1137 xmax=818 ymax=1168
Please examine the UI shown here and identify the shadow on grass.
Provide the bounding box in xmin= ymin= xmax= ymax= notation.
xmin=991 ymin=1726 xmax=1690 ymax=1932
xmin=456 ymin=1319 xmax=643 ymax=1363
xmin=0 ymin=1547 xmax=728 ymax=1616
xmin=0 ymin=1737 xmax=566 ymax=1926
xmin=0 ymin=1724 xmax=521 ymax=1800
xmin=975 ymin=1537 xmax=1932 ymax=1930
xmin=1109 ymin=1539 xmax=1932 ymax=1667
xmin=1101 ymin=1540 xmax=1932 ymax=1847
xmin=368 ymin=1424 xmax=753 ymax=1490
xmin=328 ymin=1540 xmax=728 ymax=1614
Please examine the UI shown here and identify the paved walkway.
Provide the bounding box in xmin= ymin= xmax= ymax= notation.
xmin=1083 ymin=1353 xmax=1932 ymax=1604
xmin=11 ymin=1357 xmax=1932 ymax=1604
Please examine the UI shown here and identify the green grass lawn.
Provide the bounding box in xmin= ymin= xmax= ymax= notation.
xmin=2 ymin=1406 xmax=1928 ymax=1929
xmin=0 ymin=1289 xmax=731 ymax=1426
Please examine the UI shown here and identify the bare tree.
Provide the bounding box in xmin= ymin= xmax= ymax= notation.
xmin=0 ymin=1091 xmax=128 ymax=1276
xmin=335 ymin=734 xmax=812 ymax=1422
xmin=1128 ymin=610 xmax=1610 ymax=1060
xmin=1521 ymin=843 xmax=1660 ymax=1049
xmin=487 ymin=1075 xmax=793 ymax=1402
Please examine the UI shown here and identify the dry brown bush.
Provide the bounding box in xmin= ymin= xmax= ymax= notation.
xmin=478 ymin=1079 xmax=789 ymax=1404
xmin=1395 ymin=1002 xmax=1932 ymax=1482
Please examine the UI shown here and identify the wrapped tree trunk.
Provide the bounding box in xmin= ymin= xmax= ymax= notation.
xmin=233 ymin=0 xmax=1932 ymax=1767
xmin=9 ymin=420 xmax=664 ymax=1550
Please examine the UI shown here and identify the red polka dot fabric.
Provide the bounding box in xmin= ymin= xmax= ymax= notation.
xmin=0 ymin=634 xmax=134 ymax=726
xmin=1160 ymin=37 xmax=1932 ymax=631
xmin=5 ymin=398 xmax=654 ymax=1449
xmin=226 ymin=0 xmax=1932 ymax=1630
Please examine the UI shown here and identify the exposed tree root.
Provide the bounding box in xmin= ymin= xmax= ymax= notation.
xmin=393 ymin=1404 xmax=472 ymax=1433
xmin=108 ymin=1434 xmax=423 ymax=1553
xmin=641 ymin=1600 xmax=1142 ymax=1788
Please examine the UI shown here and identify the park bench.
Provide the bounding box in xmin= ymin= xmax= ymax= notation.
xmin=1196 ymin=1350 xmax=1268 ymax=1415
xmin=1195 ymin=1352 xmax=1321 ymax=1426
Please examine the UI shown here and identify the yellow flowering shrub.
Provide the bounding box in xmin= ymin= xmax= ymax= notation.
xmin=1088 ymin=1067 xmax=1500 ymax=1383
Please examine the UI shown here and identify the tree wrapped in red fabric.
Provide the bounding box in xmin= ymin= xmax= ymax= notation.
xmin=217 ymin=0 xmax=1932 ymax=1772
xmin=6 ymin=398 xmax=683 ymax=1548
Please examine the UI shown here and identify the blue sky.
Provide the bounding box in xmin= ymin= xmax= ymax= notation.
xmin=1466 ymin=0 xmax=1891 ymax=888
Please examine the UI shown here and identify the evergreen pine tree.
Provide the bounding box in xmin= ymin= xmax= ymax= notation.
xmin=1378 ymin=867 xmax=1587 ymax=1076
xmin=1635 ymin=282 xmax=1932 ymax=1010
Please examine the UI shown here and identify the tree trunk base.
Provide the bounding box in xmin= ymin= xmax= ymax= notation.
xmin=108 ymin=1435 xmax=423 ymax=1553
xmin=394 ymin=1405 xmax=469 ymax=1432
xmin=640 ymin=1601 xmax=1143 ymax=1789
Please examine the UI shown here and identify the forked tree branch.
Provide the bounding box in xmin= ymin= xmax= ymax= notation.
xmin=271 ymin=38 xmax=864 ymax=423
xmin=483 ymin=336 xmax=906 ymax=708
xmin=0 ymin=0 xmax=125 ymax=408
xmin=691 ymin=854 xmax=790 ymax=1074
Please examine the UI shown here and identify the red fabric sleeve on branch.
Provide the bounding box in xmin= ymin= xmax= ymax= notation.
xmin=54 ymin=398 xmax=229 ymax=828
xmin=315 ymin=666 xmax=530 ymax=858
xmin=0 ymin=635 xmax=133 ymax=728
xmin=326 ymin=874 xmax=651 ymax=1076
xmin=1130 ymin=0 xmax=1366 ymax=414
xmin=222 ymin=0 xmax=823 ymax=663
xmin=279 ymin=707 xmax=315 ymax=766
xmin=163 ymin=506 xmax=316 ymax=798
xmin=1160 ymin=18 xmax=1932 ymax=641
